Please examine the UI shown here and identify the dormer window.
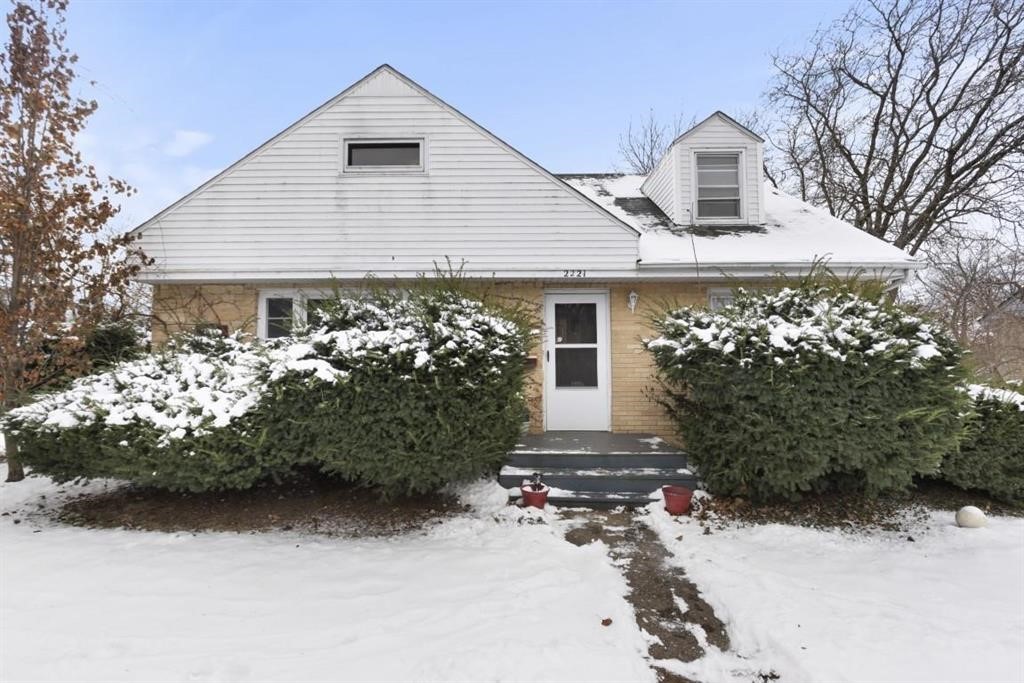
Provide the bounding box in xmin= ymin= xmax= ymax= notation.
xmin=696 ymin=153 xmax=741 ymax=220
xmin=343 ymin=139 xmax=424 ymax=173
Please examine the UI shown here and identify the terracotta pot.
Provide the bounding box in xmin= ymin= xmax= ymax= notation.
xmin=662 ymin=485 xmax=693 ymax=515
xmin=520 ymin=484 xmax=550 ymax=509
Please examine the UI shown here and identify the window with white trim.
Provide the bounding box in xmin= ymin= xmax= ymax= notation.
xmin=264 ymin=296 xmax=294 ymax=339
xmin=708 ymin=288 xmax=737 ymax=311
xmin=343 ymin=139 xmax=423 ymax=173
xmin=696 ymin=153 xmax=741 ymax=219
xmin=258 ymin=290 xmax=334 ymax=339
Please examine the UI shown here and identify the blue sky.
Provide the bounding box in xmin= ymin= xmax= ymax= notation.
xmin=64 ymin=0 xmax=849 ymax=229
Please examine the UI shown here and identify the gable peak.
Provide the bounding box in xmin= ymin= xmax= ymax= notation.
xmin=670 ymin=111 xmax=764 ymax=148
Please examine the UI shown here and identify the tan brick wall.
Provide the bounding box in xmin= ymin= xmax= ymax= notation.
xmin=150 ymin=279 xmax=721 ymax=440
xmin=151 ymin=283 xmax=258 ymax=346
xmin=608 ymin=282 xmax=708 ymax=439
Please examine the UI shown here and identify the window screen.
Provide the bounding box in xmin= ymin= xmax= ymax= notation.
xmin=554 ymin=303 xmax=597 ymax=344
xmin=265 ymin=298 xmax=294 ymax=339
xmin=555 ymin=348 xmax=598 ymax=387
xmin=696 ymin=154 xmax=741 ymax=219
xmin=347 ymin=142 xmax=420 ymax=167
xmin=554 ymin=302 xmax=599 ymax=388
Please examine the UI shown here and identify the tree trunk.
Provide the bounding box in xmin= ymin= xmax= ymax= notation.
xmin=4 ymin=430 xmax=24 ymax=482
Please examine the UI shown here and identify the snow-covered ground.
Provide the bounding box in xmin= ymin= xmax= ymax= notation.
xmin=5 ymin=460 xmax=1023 ymax=683
xmin=645 ymin=502 xmax=1024 ymax=683
xmin=0 ymin=469 xmax=653 ymax=683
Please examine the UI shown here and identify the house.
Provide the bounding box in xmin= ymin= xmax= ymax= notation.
xmin=135 ymin=64 xmax=918 ymax=440
xmin=975 ymin=295 xmax=1024 ymax=382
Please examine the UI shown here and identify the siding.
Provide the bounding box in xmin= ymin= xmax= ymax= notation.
xmin=640 ymin=147 xmax=677 ymax=222
xmin=672 ymin=114 xmax=764 ymax=226
xmin=137 ymin=67 xmax=639 ymax=282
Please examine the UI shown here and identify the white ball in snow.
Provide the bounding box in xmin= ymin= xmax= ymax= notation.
xmin=955 ymin=506 xmax=987 ymax=528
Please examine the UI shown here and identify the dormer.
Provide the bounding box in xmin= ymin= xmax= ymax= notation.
xmin=641 ymin=111 xmax=765 ymax=226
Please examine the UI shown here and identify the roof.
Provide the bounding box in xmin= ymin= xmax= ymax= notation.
xmin=558 ymin=174 xmax=920 ymax=272
xmin=671 ymin=111 xmax=765 ymax=146
xmin=133 ymin=64 xmax=638 ymax=239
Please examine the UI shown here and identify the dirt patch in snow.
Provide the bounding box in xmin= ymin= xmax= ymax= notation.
xmin=49 ymin=473 xmax=464 ymax=537
xmin=563 ymin=509 xmax=730 ymax=683
xmin=697 ymin=479 xmax=1022 ymax=534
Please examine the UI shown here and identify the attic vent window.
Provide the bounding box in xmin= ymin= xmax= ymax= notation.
xmin=696 ymin=153 xmax=741 ymax=219
xmin=344 ymin=139 xmax=423 ymax=172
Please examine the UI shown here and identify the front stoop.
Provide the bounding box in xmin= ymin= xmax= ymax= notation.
xmin=500 ymin=432 xmax=698 ymax=509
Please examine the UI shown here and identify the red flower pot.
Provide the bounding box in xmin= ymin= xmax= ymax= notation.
xmin=662 ymin=485 xmax=693 ymax=515
xmin=520 ymin=484 xmax=550 ymax=509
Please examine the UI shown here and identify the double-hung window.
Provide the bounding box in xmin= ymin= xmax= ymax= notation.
xmin=696 ymin=153 xmax=741 ymax=220
xmin=259 ymin=290 xmax=332 ymax=339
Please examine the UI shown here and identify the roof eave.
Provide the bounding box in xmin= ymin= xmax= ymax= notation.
xmin=636 ymin=260 xmax=921 ymax=279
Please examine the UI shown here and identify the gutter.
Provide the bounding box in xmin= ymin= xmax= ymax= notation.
xmin=636 ymin=260 xmax=921 ymax=283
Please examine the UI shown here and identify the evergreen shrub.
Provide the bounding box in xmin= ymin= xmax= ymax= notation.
xmin=941 ymin=384 xmax=1024 ymax=504
xmin=4 ymin=291 xmax=532 ymax=496
xmin=646 ymin=286 xmax=966 ymax=500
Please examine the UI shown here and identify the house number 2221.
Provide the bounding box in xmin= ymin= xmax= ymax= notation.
xmin=562 ymin=269 xmax=587 ymax=278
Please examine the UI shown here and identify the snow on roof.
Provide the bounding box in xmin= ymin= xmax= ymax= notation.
xmin=558 ymin=174 xmax=919 ymax=271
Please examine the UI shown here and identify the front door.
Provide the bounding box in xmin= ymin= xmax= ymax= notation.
xmin=544 ymin=292 xmax=610 ymax=431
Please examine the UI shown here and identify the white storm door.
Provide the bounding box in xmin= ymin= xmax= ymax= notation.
xmin=544 ymin=293 xmax=610 ymax=431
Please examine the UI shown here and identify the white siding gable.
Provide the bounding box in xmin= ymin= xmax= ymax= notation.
xmin=136 ymin=66 xmax=639 ymax=282
xmin=640 ymin=147 xmax=677 ymax=222
xmin=643 ymin=112 xmax=765 ymax=227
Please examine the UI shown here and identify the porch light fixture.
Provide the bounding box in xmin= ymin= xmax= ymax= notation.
xmin=627 ymin=290 xmax=639 ymax=313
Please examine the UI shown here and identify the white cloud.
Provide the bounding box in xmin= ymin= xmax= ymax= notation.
xmin=162 ymin=129 xmax=213 ymax=158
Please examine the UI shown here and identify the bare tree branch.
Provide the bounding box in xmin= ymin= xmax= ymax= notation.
xmin=765 ymin=0 xmax=1024 ymax=255
xmin=618 ymin=109 xmax=690 ymax=175
xmin=906 ymin=217 xmax=1024 ymax=380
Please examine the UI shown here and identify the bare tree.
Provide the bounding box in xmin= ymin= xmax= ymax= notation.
xmin=766 ymin=0 xmax=1024 ymax=254
xmin=618 ymin=109 xmax=689 ymax=175
xmin=0 ymin=0 xmax=147 ymax=481
xmin=908 ymin=218 xmax=1024 ymax=379
xmin=733 ymin=108 xmax=780 ymax=189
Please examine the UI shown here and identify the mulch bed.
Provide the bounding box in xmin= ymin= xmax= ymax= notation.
xmin=695 ymin=479 xmax=1022 ymax=533
xmin=56 ymin=473 xmax=465 ymax=537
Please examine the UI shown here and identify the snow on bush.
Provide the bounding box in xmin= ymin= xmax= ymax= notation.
xmin=966 ymin=384 xmax=1024 ymax=412
xmin=647 ymin=286 xmax=952 ymax=369
xmin=3 ymin=293 xmax=532 ymax=494
xmin=646 ymin=286 xmax=966 ymax=500
xmin=260 ymin=294 xmax=532 ymax=495
xmin=942 ymin=383 xmax=1024 ymax=503
xmin=5 ymin=331 xmax=269 ymax=444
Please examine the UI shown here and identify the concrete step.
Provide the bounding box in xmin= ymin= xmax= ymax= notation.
xmin=507 ymin=452 xmax=689 ymax=469
xmin=507 ymin=487 xmax=660 ymax=510
xmin=499 ymin=465 xmax=696 ymax=493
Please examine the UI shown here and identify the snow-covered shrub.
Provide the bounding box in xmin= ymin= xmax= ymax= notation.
xmin=4 ymin=294 xmax=531 ymax=495
xmin=257 ymin=292 xmax=531 ymax=496
xmin=3 ymin=328 xmax=285 ymax=491
xmin=941 ymin=384 xmax=1024 ymax=504
xmin=646 ymin=287 xmax=966 ymax=500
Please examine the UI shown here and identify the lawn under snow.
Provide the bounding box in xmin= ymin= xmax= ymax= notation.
xmin=645 ymin=501 xmax=1024 ymax=683
xmin=0 ymin=468 xmax=653 ymax=683
xmin=5 ymin=461 xmax=1023 ymax=683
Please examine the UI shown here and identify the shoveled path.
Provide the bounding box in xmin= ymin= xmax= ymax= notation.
xmin=562 ymin=508 xmax=730 ymax=683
